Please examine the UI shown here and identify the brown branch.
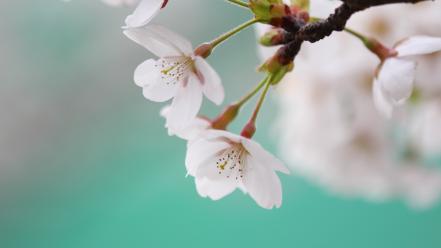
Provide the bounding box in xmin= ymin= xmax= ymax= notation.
xmin=343 ymin=0 xmax=429 ymax=9
xmin=278 ymin=0 xmax=433 ymax=64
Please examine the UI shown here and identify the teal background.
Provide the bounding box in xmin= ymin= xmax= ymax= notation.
xmin=0 ymin=1 xmax=440 ymax=248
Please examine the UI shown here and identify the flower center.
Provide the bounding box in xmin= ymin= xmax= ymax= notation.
xmin=216 ymin=144 xmax=247 ymax=181
xmin=156 ymin=56 xmax=194 ymax=86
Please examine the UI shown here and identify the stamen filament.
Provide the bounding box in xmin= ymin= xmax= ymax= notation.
xmin=161 ymin=58 xmax=192 ymax=75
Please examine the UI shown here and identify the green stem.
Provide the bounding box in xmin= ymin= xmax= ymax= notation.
xmin=226 ymin=0 xmax=249 ymax=8
xmin=344 ymin=27 xmax=369 ymax=44
xmin=210 ymin=19 xmax=258 ymax=49
xmin=236 ymin=75 xmax=270 ymax=107
xmin=250 ymin=77 xmax=271 ymax=123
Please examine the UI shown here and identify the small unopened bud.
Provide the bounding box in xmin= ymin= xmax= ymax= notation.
xmin=269 ymin=3 xmax=290 ymax=18
xmin=249 ymin=0 xmax=290 ymax=23
xmin=292 ymin=0 xmax=310 ymax=12
xmin=296 ymin=10 xmax=310 ymax=22
xmin=259 ymin=50 xmax=294 ymax=85
xmin=194 ymin=43 xmax=213 ymax=58
xmin=269 ymin=15 xmax=305 ymax=34
xmin=260 ymin=29 xmax=289 ymax=46
xmin=268 ymin=63 xmax=293 ymax=85
xmin=211 ymin=104 xmax=240 ymax=130
xmin=260 ymin=47 xmax=294 ymax=71
xmin=240 ymin=121 xmax=256 ymax=139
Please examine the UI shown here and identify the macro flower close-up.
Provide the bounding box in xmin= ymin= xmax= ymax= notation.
xmin=1 ymin=0 xmax=441 ymax=247
xmin=186 ymin=129 xmax=290 ymax=209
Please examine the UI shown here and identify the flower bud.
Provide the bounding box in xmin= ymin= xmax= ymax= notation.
xmin=260 ymin=29 xmax=292 ymax=46
xmin=259 ymin=50 xmax=294 ymax=85
xmin=292 ymin=0 xmax=310 ymax=12
xmin=249 ymin=0 xmax=288 ymax=23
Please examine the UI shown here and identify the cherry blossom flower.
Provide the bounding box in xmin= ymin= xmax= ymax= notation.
xmin=185 ymin=130 xmax=290 ymax=209
xmin=125 ymin=0 xmax=169 ymax=28
xmin=124 ymin=25 xmax=224 ymax=131
xmin=373 ymin=36 xmax=441 ymax=118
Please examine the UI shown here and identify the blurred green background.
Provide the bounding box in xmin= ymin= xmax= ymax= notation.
xmin=0 ymin=1 xmax=440 ymax=248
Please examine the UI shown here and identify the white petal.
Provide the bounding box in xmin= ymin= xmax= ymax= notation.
xmin=194 ymin=57 xmax=224 ymax=105
xmin=372 ymin=78 xmax=393 ymax=118
xmin=137 ymin=61 xmax=179 ymax=102
xmin=195 ymin=177 xmax=237 ymax=201
xmin=134 ymin=59 xmax=158 ymax=87
xmin=124 ymin=0 xmax=163 ymax=28
xmin=162 ymin=108 xmax=210 ymax=140
xmin=378 ymin=58 xmax=416 ymax=104
xmin=166 ymin=75 xmax=203 ymax=130
xmin=243 ymin=155 xmax=283 ymax=209
xmin=396 ymin=36 xmax=441 ymax=57
xmin=124 ymin=25 xmax=193 ymax=57
xmin=200 ymin=129 xmax=242 ymax=143
xmin=195 ymin=155 xmax=226 ymax=181
xmin=185 ymin=138 xmax=230 ymax=176
xmin=171 ymin=118 xmax=210 ymax=141
xmin=159 ymin=105 xmax=171 ymax=118
xmin=242 ymin=138 xmax=290 ymax=174
xmin=146 ymin=25 xmax=193 ymax=55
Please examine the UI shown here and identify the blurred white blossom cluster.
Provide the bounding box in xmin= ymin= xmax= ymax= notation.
xmin=269 ymin=1 xmax=441 ymax=209
xmin=96 ymin=0 xmax=441 ymax=209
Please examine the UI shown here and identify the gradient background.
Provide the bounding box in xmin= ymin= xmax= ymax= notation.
xmin=1 ymin=1 xmax=440 ymax=248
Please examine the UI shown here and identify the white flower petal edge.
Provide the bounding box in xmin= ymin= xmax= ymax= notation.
xmin=125 ymin=0 xmax=165 ymax=28
xmin=373 ymin=58 xmax=416 ymax=118
xmin=372 ymin=78 xmax=393 ymax=118
xmin=124 ymin=25 xmax=224 ymax=130
xmin=160 ymin=106 xmax=211 ymax=141
xmin=167 ymin=75 xmax=203 ymax=131
xmin=124 ymin=25 xmax=192 ymax=57
xmin=395 ymin=36 xmax=441 ymax=57
xmin=186 ymin=130 xmax=290 ymax=209
xmin=194 ymin=57 xmax=224 ymax=105
xmin=377 ymin=58 xmax=416 ymax=105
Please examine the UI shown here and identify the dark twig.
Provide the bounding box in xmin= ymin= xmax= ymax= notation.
xmin=278 ymin=0 xmax=432 ymax=64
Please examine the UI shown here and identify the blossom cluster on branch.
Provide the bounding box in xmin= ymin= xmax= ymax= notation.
xmin=97 ymin=0 xmax=441 ymax=209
